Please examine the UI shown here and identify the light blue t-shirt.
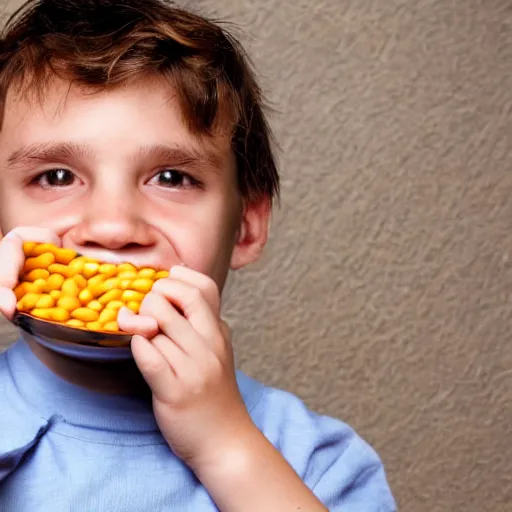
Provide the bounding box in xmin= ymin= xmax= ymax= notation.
xmin=0 ymin=340 xmax=396 ymax=511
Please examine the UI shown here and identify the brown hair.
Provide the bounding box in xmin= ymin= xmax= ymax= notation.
xmin=0 ymin=0 xmax=279 ymax=203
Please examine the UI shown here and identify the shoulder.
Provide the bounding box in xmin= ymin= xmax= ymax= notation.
xmin=237 ymin=371 xmax=396 ymax=512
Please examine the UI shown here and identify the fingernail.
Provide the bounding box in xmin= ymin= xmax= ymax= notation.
xmin=169 ymin=262 xmax=187 ymax=273
xmin=118 ymin=306 xmax=134 ymax=318
xmin=3 ymin=231 xmax=18 ymax=240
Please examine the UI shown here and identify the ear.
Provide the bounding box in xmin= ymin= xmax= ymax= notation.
xmin=230 ymin=195 xmax=271 ymax=270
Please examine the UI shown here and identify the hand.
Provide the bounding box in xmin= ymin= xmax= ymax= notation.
xmin=0 ymin=227 xmax=61 ymax=320
xmin=117 ymin=266 xmax=256 ymax=470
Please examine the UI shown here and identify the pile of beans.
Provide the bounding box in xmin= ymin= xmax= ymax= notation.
xmin=14 ymin=242 xmax=168 ymax=333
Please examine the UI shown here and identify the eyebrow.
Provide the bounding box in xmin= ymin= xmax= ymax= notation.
xmin=137 ymin=144 xmax=224 ymax=174
xmin=6 ymin=141 xmax=225 ymax=174
xmin=7 ymin=142 xmax=96 ymax=168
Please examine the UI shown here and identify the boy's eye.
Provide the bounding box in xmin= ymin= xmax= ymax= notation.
xmin=33 ymin=169 xmax=76 ymax=188
xmin=149 ymin=169 xmax=198 ymax=189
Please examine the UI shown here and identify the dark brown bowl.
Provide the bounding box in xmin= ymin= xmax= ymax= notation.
xmin=13 ymin=311 xmax=132 ymax=348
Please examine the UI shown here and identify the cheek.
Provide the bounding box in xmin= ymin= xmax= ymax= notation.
xmin=159 ymin=199 xmax=241 ymax=278
xmin=0 ymin=183 xmax=80 ymax=235
xmin=0 ymin=185 xmax=30 ymax=231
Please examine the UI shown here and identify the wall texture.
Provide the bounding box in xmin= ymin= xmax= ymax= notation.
xmin=1 ymin=0 xmax=511 ymax=511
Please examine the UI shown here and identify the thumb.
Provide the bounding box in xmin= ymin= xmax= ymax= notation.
xmin=0 ymin=232 xmax=25 ymax=290
xmin=0 ymin=227 xmax=60 ymax=320
xmin=0 ymin=287 xmax=16 ymax=320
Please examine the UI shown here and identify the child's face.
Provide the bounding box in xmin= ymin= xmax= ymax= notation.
xmin=0 ymin=75 xmax=254 ymax=290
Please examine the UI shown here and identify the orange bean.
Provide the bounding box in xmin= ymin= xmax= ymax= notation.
xmin=66 ymin=319 xmax=86 ymax=328
xmin=86 ymin=321 xmax=103 ymax=331
xmin=31 ymin=279 xmax=47 ymax=294
xmin=61 ymin=278 xmax=79 ymax=297
xmin=48 ymin=263 xmax=74 ymax=278
xmin=98 ymin=289 xmax=123 ymax=305
xmin=117 ymin=263 xmax=137 ymax=274
xmin=122 ymin=290 xmax=144 ymax=303
xmin=98 ymin=309 xmax=117 ymax=324
xmin=35 ymin=294 xmax=55 ymax=309
xmin=82 ymin=262 xmax=99 ymax=278
xmin=129 ymin=278 xmax=153 ymax=293
xmin=102 ymin=278 xmax=120 ymax=292
xmin=98 ymin=263 xmax=117 ymax=277
xmin=103 ymin=321 xmax=119 ymax=332
xmin=138 ymin=268 xmax=157 ymax=279
xmin=57 ymin=296 xmax=81 ymax=312
xmin=31 ymin=243 xmax=59 ymax=257
xmin=73 ymin=274 xmax=87 ymax=289
xmin=69 ymin=257 xmax=87 ymax=274
xmin=22 ymin=241 xmax=38 ymax=256
xmin=86 ymin=300 xmax=103 ymax=312
xmin=44 ymin=273 xmax=65 ymax=292
xmin=23 ymin=253 xmax=55 ymax=273
xmin=78 ymin=288 xmax=94 ymax=305
xmin=71 ymin=308 xmax=99 ymax=322
xmin=24 ymin=269 xmax=50 ymax=282
xmin=126 ymin=301 xmax=140 ymax=313
xmin=105 ymin=300 xmax=125 ymax=311
xmin=53 ymin=248 xmax=77 ymax=265
xmin=14 ymin=283 xmax=29 ymax=301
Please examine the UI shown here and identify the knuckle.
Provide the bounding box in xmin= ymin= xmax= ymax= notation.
xmin=184 ymin=370 xmax=206 ymax=396
xmin=139 ymin=356 xmax=166 ymax=377
xmin=204 ymin=353 xmax=223 ymax=379
xmin=198 ymin=274 xmax=218 ymax=296
xmin=181 ymin=285 xmax=204 ymax=314
xmin=151 ymin=278 xmax=169 ymax=294
xmin=187 ymin=286 xmax=203 ymax=305
xmin=139 ymin=291 xmax=158 ymax=315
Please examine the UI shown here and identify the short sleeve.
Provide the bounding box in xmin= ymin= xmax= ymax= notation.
xmin=247 ymin=381 xmax=396 ymax=512
xmin=310 ymin=430 xmax=396 ymax=511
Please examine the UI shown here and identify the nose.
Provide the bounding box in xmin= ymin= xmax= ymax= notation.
xmin=68 ymin=190 xmax=156 ymax=252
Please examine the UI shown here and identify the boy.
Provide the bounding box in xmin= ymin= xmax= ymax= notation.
xmin=0 ymin=0 xmax=396 ymax=510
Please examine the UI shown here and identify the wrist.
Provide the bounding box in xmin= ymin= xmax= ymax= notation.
xmin=190 ymin=422 xmax=328 ymax=512
xmin=189 ymin=417 xmax=264 ymax=478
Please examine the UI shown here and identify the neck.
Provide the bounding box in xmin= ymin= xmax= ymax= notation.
xmin=23 ymin=334 xmax=151 ymax=398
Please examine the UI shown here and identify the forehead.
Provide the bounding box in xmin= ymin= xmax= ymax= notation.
xmin=0 ymin=74 xmax=233 ymax=162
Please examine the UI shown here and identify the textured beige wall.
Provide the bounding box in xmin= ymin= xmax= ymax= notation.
xmin=1 ymin=0 xmax=512 ymax=511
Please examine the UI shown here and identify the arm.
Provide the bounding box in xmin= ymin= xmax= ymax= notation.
xmin=192 ymin=423 xmax=328 ymax=512
xmin=117 ymin=265 xmax=328 ymax=512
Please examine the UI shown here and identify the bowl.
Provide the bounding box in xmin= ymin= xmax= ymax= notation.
xmin=12 ymin=242 xmax=168 ymax=360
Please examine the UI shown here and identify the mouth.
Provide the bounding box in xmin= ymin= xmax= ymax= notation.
xmin=73 ymin=247 xmax=173 ymax=270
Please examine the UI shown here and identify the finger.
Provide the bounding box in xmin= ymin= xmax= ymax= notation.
xmin=117 ymin=307 xmax=159 ymax=339
xmin=140 ymin=292 xmax=206 ymax=358
xmin=131 ymin=334 xmax=176 ymax=399
xmin=0 ymin=233 xmax=26 ymax=290
xmin=5 ymin=226 xmax=61 ymax=246
xmin=151 ymin=333 xmax=188 ymax=376
xmin=219 ymin=319 xmax=232 ymax=341
xmin=0 ymin=287 xmax=16 ymax=320
xmin=151 ymin=278 xmax=221 ymax=343
xmin=0 ymin=227 xmax=60 ymax=289
xmin=0 ymin=228 xmax=60 ymax=320
xmin=168 ymin=265 xmax=221 ymax=315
